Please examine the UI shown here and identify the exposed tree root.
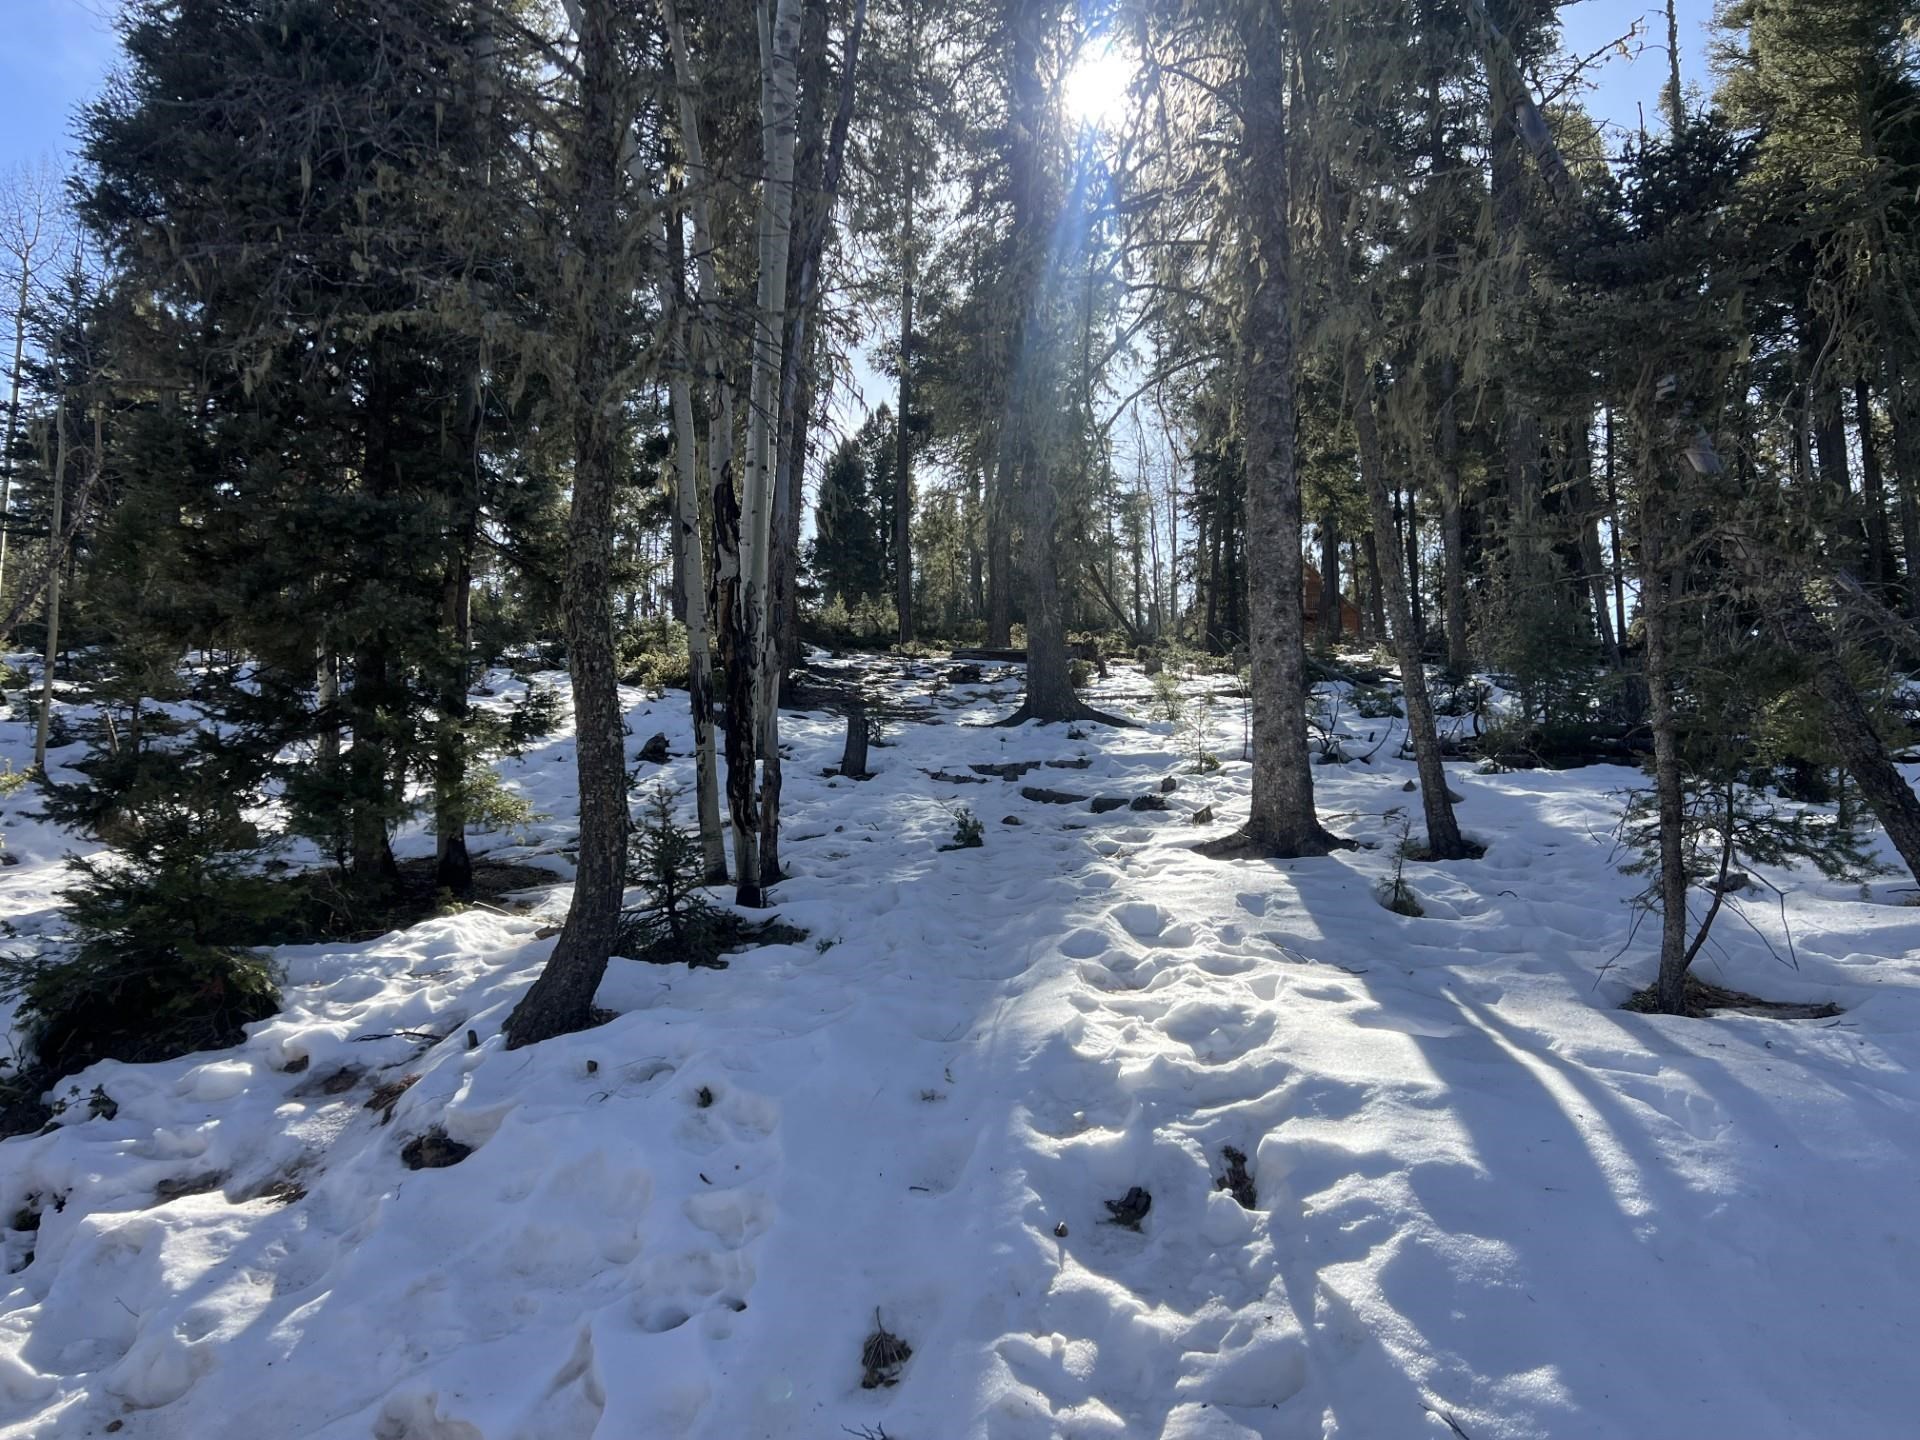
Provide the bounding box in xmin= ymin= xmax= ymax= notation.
xmin=993 ymin=701 xmax=1135 ymax=729
xmin=1194 ymin=823 xmax=1351 ymax=859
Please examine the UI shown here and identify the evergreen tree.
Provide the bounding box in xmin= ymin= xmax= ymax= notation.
xmin=811 ymin=408 xmax=898 ymax=610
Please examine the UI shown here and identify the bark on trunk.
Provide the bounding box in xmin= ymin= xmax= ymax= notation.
xmin=1349 ymin=347 xmax=1468 ymax=858
xmin=1317 ymin=515 xmax=1341 ymax=648
xmin=1640 ymin=485 xmax=1692 ymax=1014
xmin=1204 ymin=10 xmax=1334 ymax=856
xmin=1856 ymin=377 xmax=1892 ymax=591
xmin=665 ymin=2 xmax=736 ymax=883
xmin=987 ymin=453 xmax=1013 ymax=646
xmin=433 ymin=498 xmax=477 ymax=898
xmin=349 ymin=355 xmax=400 ymax=890
xmin=994 ymin=0 xmax=1119 ymax=727
xmin=0 ymin=258 xmax=29 ymax=604
xmin=1605 ymin=405 xmax=1629 ymax=646
xmin=662 ymin=210 xmax=727 ymax=882
xmin=1776 ymin=589 xmax=1920 ymax=887
xmin=1403 ymin=483 xmax=1423 ymax=643
xmin=895 ymin=3 xmax=916 ymax=645
xmin=967 ymin=466 xmax=985 ymax=621
xmin=1814 ymin=378 xmax=1867 ymax=570
xmin=1439 ymin=362 xmax=1470 ymax=675
xmin=504 ymin=0 xmax=632 ymax=1048
xmin=1361 ymin=530 xmax=1387 ymax=641
xmin=32 ymin=395 xmax=65 ymax=774
xmin=737 ymin=0 xmax=804 ymax=903
xmin=759 ymin=0 xmax=865 ymax=884
xmin=1887 ymin=348 xmax=1920 ymax=617
xmin=838 ymin=704 xmax=869 ymax=777
xmin=1571 ymin=416 xmax=1619 ymax=660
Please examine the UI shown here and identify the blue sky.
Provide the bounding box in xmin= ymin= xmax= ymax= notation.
xmin=1561 ymin=0 xmax=1720 ymax=140
xmin=2 ymin=0 xmax=121 ymax=175
xmin=0 ymin=1 xmax=1719 ymax=177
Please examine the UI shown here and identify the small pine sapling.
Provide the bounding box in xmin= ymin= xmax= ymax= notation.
xmin=626 ymin=787 xmax=717 ymax=946
xmin=1376 ymin=815 xmax=1424 ymax=917
xmin=1149 ymin=668 xmax=1185 ymax=724
xmin=1617 ymin=774 xmax=1880 ymax=1002
xmin=1183 ymin=693 xmax=1221 ymax=773
xmin=619 ymin=788 xmax=805 ymax=966
xmin=942 ymin=806 xmax=985 ymax=851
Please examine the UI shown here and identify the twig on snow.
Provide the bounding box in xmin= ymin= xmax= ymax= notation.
xmin=1422 ymin=1404 xmax=1474 ymax=1439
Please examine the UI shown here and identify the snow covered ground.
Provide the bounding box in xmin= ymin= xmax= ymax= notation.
xmin=2 ymin=654 xmax=1918 ymax=1439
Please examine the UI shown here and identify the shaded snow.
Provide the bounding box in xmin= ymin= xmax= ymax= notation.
xmin=0 ymin=656 xmax=1917 ymax=1438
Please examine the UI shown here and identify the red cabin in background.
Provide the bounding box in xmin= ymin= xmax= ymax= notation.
xmin=1302 ymin=562 xmax=1362 ymax=637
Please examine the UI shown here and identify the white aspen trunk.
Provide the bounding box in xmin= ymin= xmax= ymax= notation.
xmin=658 ymin=216 xmax=727 ymax=882
xmin=745 ymin=0 xmax=803 ymax=610
xmin=742 ymin=0 xmax=802 ymax=898
xmin=0 ymin=258 xmax=29 ymax=604
xmin=665 ymin=0 xmax=761 ymax=897
xmin=317 ymin=641 xmax=339 ymax=766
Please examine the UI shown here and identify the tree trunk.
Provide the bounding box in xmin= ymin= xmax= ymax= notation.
xmin=1776 ymin=588 xmax=1920 ymax=886
xmin=739 ymin=0 xmax=804 ymax=902
xmin=1571 ymin=415 xmax=1619 ymax=660
xmin=1403 ymin=482 xmax=1423 ymax=643
xmin=1814 ymin=377 xmax=1867 ymax=570
xmin=666 ymin=1 xmax=738 ymax=884
xmin=1349 ymin=349 xmax=1468 ymax=857
xmin=433 ymin=493 xmax=477 ymax=898
xmin=1004 ymin=0 xmax=1064 ymax=719
xmin=1483 ymin=21 xmax=1550 ymax=617
xmin=32 ymin=395 xmax=65 ymax=774
xmin=774 ymin=365 xmax=812 ymax=679
xmin=433 ymin=381 xmax=484 ymax=899
xmin=987 ymin=452 xmax=1013 ymax=646
xmin=663 ymin=211 xmax=727 ymax=882
xmin=995 ymin=0 xmax=1116 ymax=727
xmin=1663 ymin=0 xmax=1685 ymax=131
xmin=1197 ymin=494 xmax=1218 ymax=649
xmin=1205 ymin=8 xmax=1334 ymax=857
xmin=967 ymin=465 xmax=985 ymax=622
xmin=0 ymin=258 xmax=29 ymax=606
xmin=349 ymin=352 xmax=400 ymax=890
xmin=1605 ymin=404 xmax=1629 ymax=647
xmin=895 ymin=0 xmax=916 ymax=645
xmin=1438 ymin=361 xmax=1469 ymax=674
xmin=1317 ymin=514 xmax=1341 ymax=648
xmin=316 ymin=642 xmax=339 ymax=768
xmin=1856 ymin=376 xmax=1892 ymax=592
xmin=838 ymin=704 xmax=869 ymax=777
xmin=1362 ymin=530 xmax=1387 ymax=640
xmin=760 ymin=0 xmax=864 ymax=886
xmin=504 ymin=0 xmax=631 ymax=1048
xmin=1886 ymin=348 xmax=1920 ymax=617
xmin=1640 ymin=482 xmax=1692 ymax=1015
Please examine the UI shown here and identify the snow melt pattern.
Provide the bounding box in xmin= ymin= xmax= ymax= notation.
xmin=3 ymin=656 xmax=1920 ymax=1438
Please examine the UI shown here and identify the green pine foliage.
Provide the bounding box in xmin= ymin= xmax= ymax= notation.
xmin=811 ymin=408 xmax=901 ymax=615
xmin=7 ymin=741 xmax=285 ymax=1077
xmin=625 ymin=787 xmax=716 ymax=947
xmin=617 ymin=789 xmax=805 ymax=967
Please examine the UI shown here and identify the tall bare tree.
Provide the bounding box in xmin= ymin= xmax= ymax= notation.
xmin=0 ymin=159 xmax=69 ymax=610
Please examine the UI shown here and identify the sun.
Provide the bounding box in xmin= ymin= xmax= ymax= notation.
xmin=1062 ymin=43 xmax=1136 ymax=132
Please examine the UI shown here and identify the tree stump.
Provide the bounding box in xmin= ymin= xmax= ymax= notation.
xmin=839 ymin=707 xmax=871 ymax=779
